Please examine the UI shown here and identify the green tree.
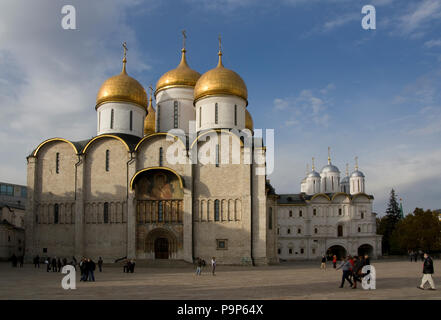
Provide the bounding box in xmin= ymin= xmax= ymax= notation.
xmin=377 ymin=189 xmax=402 ymax=254
xmin=390 ymin=208 xmax=441 ymax=253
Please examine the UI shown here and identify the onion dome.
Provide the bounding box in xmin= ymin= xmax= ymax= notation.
xmin=351 ymin=157 xmax=365 ymax=177
xmin=96 ymin=53 xmax=147 ymax=110
xmin=245 ymin=109 xmax=254 ymax=130
xmin=194 ymin=50 xmax=248 ymax=103
xmin=308 ymin=158 xmax=320 ymax=177
xmin=341 ymin=164 xmax=350 ymax=183
xmin=155 ymin=48 xmax=201 ymax=95
xmin=144 ymin=95 xmax=156 ymax=135
xmin=321 ymin=148 xmax=340 ymax=173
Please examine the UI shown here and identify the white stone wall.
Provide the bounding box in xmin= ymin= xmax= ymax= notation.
xmin=97 ymin=102 xmax=146 ymax=138
xmin=156 ymin=87 xmax=195 ymax=134
xmin=350 ymin=176 xmax=365 ymax=194
xmin=195 ymin=95 xmax=246 ymax=132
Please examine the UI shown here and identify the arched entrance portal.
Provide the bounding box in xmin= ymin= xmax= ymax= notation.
xmin=155 ymin=238 xmax=169 ymax=259
xmin=327 ymin=245 xmax=347 ymax=260
xmin=358 ymin=244 xmax=374 ymax=257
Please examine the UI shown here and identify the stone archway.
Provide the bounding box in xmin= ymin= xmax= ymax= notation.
xmin=145 ymin=228 xmax=178 ymax=260
xmin=358 ymin=244 xmax=374 ymax=257
xmin=327 ymin=245 xmax=347 ymax=260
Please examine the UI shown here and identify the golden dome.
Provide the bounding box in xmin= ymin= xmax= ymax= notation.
xmin=96 ymin=59 xmax=148 ymax=110
xmin=245 ymin=109 xmax=253 ymax=130
xmin=144 ymin=96 xmax=156 ymax=135
xmin=194 ymin=51 xmax=248 ymax=103
xmin=155 ymin=49 xmax=201 ymax=95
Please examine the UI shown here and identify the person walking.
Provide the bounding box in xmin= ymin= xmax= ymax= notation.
xmin=34 ymin=255 xmax=40 ymax=268
xmin=130 ymin=259 xmax=136 ymax=273
xmin=51 ymin=257 xmax=57 ymax=272
xmin=211 ymin=257 xmax=216 ymax=276
xmin=98 ymin=257 xmax=103 ymax=272
xmin=337 ymin=256 xmax=354 ymax=288
xmin=195 ymin=257 xmax=202 ymax=276
xmin=332 ymin=255 xmax=337 ymax=269
xmin=57 ymin=258 xmax=62 ymax=272
xmin=45 ymin=257 xmax=51 ymax=272
xmin=418 ymin=253 xmax=436 ymax=290
xmin=320 ymin=255 xmax=327 ymax=270
xmin=87 ymin=258 xmax=96 ymax=282
xmin=352 ymin=256 xmax=364 ymax=289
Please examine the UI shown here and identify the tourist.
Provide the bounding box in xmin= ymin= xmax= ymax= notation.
xmin=51 ymin=257 xmax=57 ymax=272
xmin=34 ymin=255 xmax=40 ymax=268
xmin=320 ymin=255 xmax=327 ymax=270
xmin=57 ymin=258 xmax=62 ymax=272
xmin=123 ymin=259 xmax=130 ymax=273
xmin=211 ymin=257 xmax=216 ymax=275
xmin=352 ymin=256 xmax=364 ymax=289
xmin=337 ymin=256 xmax=354 ymax=288
xmin=18 ymin=255 xmax=24 ymax=268
xmin=418 ymin=253 xmax=436 ymax=290
xmin=87 ymin=258 xmax=96 ymax=281
xmin=195 ymin=257 xmax=202 ymax=276
xmin=80 ymin=258 xmax=87 ymax=281
xmin=130 ymin=259 xmax=136 ymax=273
xmin=332 ymin=255 xmax=337 ymax=269
xmin=45 ymin=257 xmax=51 ymax=272
xmin=98 ymin=257 xmax=103 ymax=272
xmin=62 ymin=257 xmax=67 ymax=267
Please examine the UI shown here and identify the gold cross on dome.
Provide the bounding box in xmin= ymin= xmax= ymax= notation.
xmin=218 ymin=34 xmax=222 ymax=52
xmin=182 ymin=30 xmax=187 ymax=49
xmin=122 ymin=42 xmax=128 ymax=59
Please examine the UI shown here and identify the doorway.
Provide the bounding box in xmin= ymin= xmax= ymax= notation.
xmin=155 ymin=237 xmax=169 ymax=259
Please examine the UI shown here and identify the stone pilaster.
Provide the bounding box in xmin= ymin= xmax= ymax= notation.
xmin=127 ymin=154 xmax=137 ymax=258
xmin=182 ymin=164 xmax=193 ymax=263
xmin=74 ymin=154 xmax=85 ymax=259
xmin=24 ymin=156 xmax=37 ymax=262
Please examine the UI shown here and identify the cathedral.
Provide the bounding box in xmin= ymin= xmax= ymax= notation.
xmin=276 ymin=153 xmax=382 ymax=260
xmin=24 ymin=39 xmax=278 ymax=265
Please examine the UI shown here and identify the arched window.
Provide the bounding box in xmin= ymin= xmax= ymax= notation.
xmin=289 ymin=210 xmax=292 ymax=217
xmin=332 ymin=176 xmax=334 ymax=190
xmin=268 ymin=207 xmax=273 ymax=229
xmin=110 ymin=109 xmax=114 ymax=129
xmin=215 ymin=144 xmax=219 ymax=167
xmin=358 ymin=226 xmax=361 ymax=233
xmin=174 ymin=101 xmax=178 ymax=128
xmin=299 ymin=210 xmax=303 ymax=217
xmin=159 ymin=147 xmax=163 ymax=166
xmin=337 ymin=225 xmax=343 ymax=237
xmin=314 ymin=228 xmax=318 ymax=234
xmin=313 ymin=208 xmax=317 ymax=216
xmin=129 ymin=110 xmax=133 ymax=131
xmin=199 ymin=107 xmax=202 ymax=128
xmin=358 ymin=180 xmax=360 ymax=192
xmin=339 ymin=208 xmax=342 ymax=216
xmin=158 ymin=201 xmax=164 ymax=222
xmin=55 ymin=152 xmax=60 ymax=174
xmin=324 ymin=177 xmax=327 ymax=192
xmin=104 ymin=202 xmax=109 ymax=223
xmin=105 ymin=150 xmax=110 ymax=172
xmin=54 ymin=204 xmax=59 ymax=224
xmin=234 ymin=105 xmax=237 ymax=126
xmin=157 ymin=105 xmax=161 ymax=131
xmin=361 ymin=212 xmax=364 ymax=219
xmin=214 ymin=200 xmax=220 ymax=221
xmin=215 ymin=103 xmax=218 ymax=124
xmin=297 ymin=228 xmax=301 ymax=234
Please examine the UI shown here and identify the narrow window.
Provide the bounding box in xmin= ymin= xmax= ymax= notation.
xmin=105 ymin=150 xmax=110 ymax=172
xmin=110 ymin=109 xmax=114 ymax=129
xmin=268 ymin=207 xmax=273 ymax=229
xmin=297 ymin=228 xmax=301 ymax=234
xmin=324 ymin=177 xmax=327 ymax=192
xmin=300 ymin=248 xmax=304 ymax=254
xmin=277 ymin=228 xmax=279 ymax=235
xmin=358 ymin=180 xmax=360 ymax=192
xmin=339 ymin=208 xmax=342 ymax=216
xmin=338 ymin=225 xmax=343 ymax=237
xmin=278 ymin=248 xmax=281 ymax=255
xmin=174 ymin=101 xmax=178 ymax=128
xmin=159 ymin=147 xmax=163 ymax=166
xmin=289 ymin=210 xmax=292 ymax=217
xmin=199 ymin=107 xmax=202 ymax=128
xmin=215 ymin=144 xmax=219 ymax=167
xmin=234 ymin=105 xmax=237 ymax=126
xmin=313 ymin=208 xmax=317 ymax=216
xmin=104 ymin=202 xmax=109 ymax=223
xmin=158 ymin=201 xmax=163 ymax=222
xmin=129 ymin=110 xmax=133 ymax=131
xmin=215 ymin=103 xmax=218 ymax=124
xmin=157 ymin=105 xmax=160 ymax=132
xmin=215 ymin=200 xmax=220 ymax=221
xmin=55 ymin=152 xmax=60 ymax=174
xmin=314 ymin=228 xmax=318 ymax=234
xmin=54 ymin=204 xmax=59 ymax=224
xmin=287 ymin=228 xmax=291 ymax=234
xmin=299 ymin=210 xmax=303 ymax=217
xmin=361 ymin=212 xmax=364 ymax=219
xmin=358 ymin=226 xmax=361 ymax=233
xmin=289 ymin=248 xmax=293 ymax=255
xmin=312 ymin=248 xmax=316 ymax=254
xmin=332 ymin=176 xmax=334 ymax=190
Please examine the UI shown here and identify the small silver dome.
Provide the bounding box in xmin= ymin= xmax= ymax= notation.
xmin=341 ymin=176 xmax=349 ymax=183
xmin=321 ymin=164 xmax=340 ymax=174
xmin=351 ymin=170 xmax=365 ymax=178
xmin=307 ymin=170 xmax=321 ymax=178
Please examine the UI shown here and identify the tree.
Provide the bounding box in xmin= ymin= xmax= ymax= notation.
xmin=390 ymin=208 xmax=441 ymax=253
xmin=377 ymin=189 xmax=403 ymax=254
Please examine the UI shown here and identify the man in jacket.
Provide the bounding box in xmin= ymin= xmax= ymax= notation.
xmin=418 ymin=253 xmax=436 ymax=290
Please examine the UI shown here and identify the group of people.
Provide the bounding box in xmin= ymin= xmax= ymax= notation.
xmin=195 ymin=257 xmax=216 ymax=276
xmin=123 ymin=259 xmax=136 ymax=273
xmin=43 ymin=256 xmax=76 ymax=272
xmin=335 ymin=254 xmax=371 ymax=289
xmin=80 ymin=258 xmax=99 ymax=281
xmin=408 ymin=250 xmax=425 ymax=262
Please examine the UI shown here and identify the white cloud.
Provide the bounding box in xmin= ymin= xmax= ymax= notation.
xmin=424 ymin=39 xmax=441 ymax=48
xmin=398 ymin=0 xmax=441 ymax=36
xmin=0 ymin=0 xmax=155 ymax=184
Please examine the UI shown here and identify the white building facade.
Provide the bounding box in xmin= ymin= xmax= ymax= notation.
xmin=276 ymin=155 xmax=382 ymax=261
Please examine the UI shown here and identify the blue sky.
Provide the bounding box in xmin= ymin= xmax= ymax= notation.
xmin=1 ymin=0 xmax=441 ymax=214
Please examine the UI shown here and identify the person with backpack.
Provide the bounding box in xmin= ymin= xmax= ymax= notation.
xmin=320 ymin=255 xmax=327 ymax=270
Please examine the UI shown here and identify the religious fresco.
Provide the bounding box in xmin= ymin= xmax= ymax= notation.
xmin=135 ymin=170 xmax=184 ymax=200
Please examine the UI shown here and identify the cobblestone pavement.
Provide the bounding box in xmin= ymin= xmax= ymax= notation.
xmin=0 ymin=260 xmax=439 ymax=299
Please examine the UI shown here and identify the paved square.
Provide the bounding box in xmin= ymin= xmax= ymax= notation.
xmin=0 ymin=260 xmax=439 ymax=299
